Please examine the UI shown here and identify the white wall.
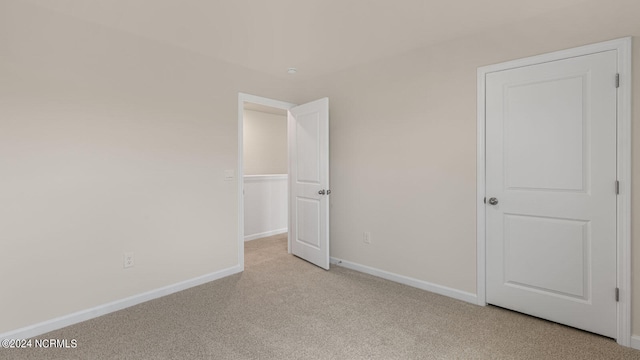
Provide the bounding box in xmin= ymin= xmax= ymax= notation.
xmin=291 ymin=0 xmax=640 ymax=336
xmin=243 ymin=110 xmax=288 ymax=175
xmin=0 ymin=1 xmax=295 ymax=334
xmin=244 ymin=175 xmax=288 ymax=241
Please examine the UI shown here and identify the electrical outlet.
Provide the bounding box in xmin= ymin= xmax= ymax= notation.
xmin=363 ymin=232 xmax=372 ymax=244
xmin=124 ymin=252 xmax=134 ymax=268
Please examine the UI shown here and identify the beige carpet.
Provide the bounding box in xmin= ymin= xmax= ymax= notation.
xmin=3 ymin=233 xmax=640 ymax=359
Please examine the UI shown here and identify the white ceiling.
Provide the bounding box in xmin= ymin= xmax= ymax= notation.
xmin=26 ymin=0 xmax=591 ymax=80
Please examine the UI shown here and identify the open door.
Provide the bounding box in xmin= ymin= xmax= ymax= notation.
xmin=288 ymin=98 xmax=330 ymax=270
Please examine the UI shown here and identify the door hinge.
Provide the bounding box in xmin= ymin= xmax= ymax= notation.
xmin=615 ymin=288 xmax=620 ymax=302
xmin=615 ymin=180 xmax=620 ymax=195
xmin=616 ymin=73 xmax=620 ymax=88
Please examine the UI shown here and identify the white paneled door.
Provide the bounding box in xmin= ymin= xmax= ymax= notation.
xmin=485 ymin=51 xmax=618 ymax=337
xmin=288 ymin=98 xmax=330 ymax=270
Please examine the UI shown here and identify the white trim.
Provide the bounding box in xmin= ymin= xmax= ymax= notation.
xmin=331 ymin=257 xmax=477 ymax=304
xmin=238 ymin=93 xmax=296 ymax=269
xmin=244 ymin=174 xmax=288 ymax=181
xmin=630 ymin=336 xmax=640 ymax=350
xmin=244 ymin=228 xmax=288 ymax=242
xmin=476 ymin=63 xmax=487 ymax=307
xmin=476 ymin=37 xmax=632 ymax=347
xmin=0 ymin=265 xmax=242 ymax=340
xmin=615 ymin=37 xmax=632 ymax=348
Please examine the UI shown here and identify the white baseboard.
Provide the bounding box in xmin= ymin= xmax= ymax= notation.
xmin=244 ymin=228 xmax=287 ymax=242
xmin=330 ymin=257 xmax=477 ymax=304
xmin=630 ymin=335 xmax=640 ymax=350
xmin=0 ymin=264 xmax=242 ymax=340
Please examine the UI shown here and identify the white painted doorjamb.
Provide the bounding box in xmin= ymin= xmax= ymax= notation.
xmin=237 ymin=93 xmax=296 ymax=270
xmin=476 ymin=37 xmax=632 ymax=346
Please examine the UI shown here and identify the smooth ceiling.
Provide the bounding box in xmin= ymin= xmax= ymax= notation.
xmin=25 ymin=0 xmax=591 ymax=80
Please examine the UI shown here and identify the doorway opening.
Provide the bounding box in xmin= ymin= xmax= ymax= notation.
xmin=243 ymin=103 xmax=288 ymax=255
xmin=238 ymin=93 xmax=331 ymax=270
xmin=237 ymin=94 xmax=296 ymax=270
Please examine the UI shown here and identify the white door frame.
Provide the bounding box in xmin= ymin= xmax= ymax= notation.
xmin=476 ymin=37 xmax=632 ymax=346
xmin=237 ymin=93 xmax=296 ymax=270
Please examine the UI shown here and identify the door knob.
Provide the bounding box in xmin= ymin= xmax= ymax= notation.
xmin=318 ymin=190 xmax=326 ymax=195
xmin=488 ymin=197 xmax=499 ymax=205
